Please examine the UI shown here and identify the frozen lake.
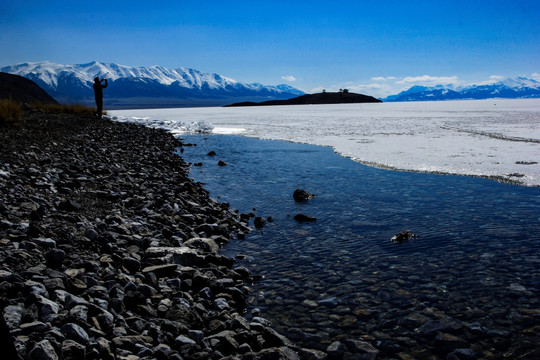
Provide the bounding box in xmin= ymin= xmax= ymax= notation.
xmin=110 ymin=99 xmax=540 ymax=186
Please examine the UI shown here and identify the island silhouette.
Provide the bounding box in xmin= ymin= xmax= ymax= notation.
xmin=224 ymin=89 xmax=382 ymax=107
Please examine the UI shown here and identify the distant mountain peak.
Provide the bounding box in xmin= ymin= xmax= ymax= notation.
xmin=383 ymin=76 xmax=540 ymax=102
xmin=1 ymin=61 xmax=304 ymax=108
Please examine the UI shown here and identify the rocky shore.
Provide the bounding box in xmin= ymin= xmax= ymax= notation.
xmin=0 ymin=111 xmax=315 ymax=360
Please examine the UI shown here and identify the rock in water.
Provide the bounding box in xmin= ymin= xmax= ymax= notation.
xmin=293 ymin=214 xmax=317 ymax=222
xmin=254 ymin=217 xmax=266 ymax=228
xmin=391 ymin=230 xmax=418 ymax=243
xmin=293 ymin=189 xmax=316 ymax=201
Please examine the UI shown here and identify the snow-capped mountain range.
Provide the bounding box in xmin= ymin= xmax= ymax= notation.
xmin=382 ymin=76 xmax=540 ymax=102
xmin=0 ymin=61 xmax=304 ymax=108
xmin=2 ymin=61 xmax=539 ymax=105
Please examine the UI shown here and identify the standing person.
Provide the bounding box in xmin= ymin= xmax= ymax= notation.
xmin=93 ymin=77 xmax=108 ymax=117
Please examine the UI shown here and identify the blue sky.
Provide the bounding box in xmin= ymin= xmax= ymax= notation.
xmin=1 ymin=0 xmax=539 ymax=97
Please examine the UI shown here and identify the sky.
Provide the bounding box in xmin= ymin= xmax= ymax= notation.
xmin=1 ymin=0 xmax=539 ymax=97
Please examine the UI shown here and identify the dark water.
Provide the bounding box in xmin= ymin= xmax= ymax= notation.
xmin=179 ymin=135 xmax=540 ymax=355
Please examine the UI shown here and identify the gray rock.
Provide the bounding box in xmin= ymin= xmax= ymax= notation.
xmin=199 ymin=287 xmax=213 ymax=299
xmin=206 ymin=330 xmax=239 ymax=353
xmin=390 ymin=230 xmax=418 ymax=243
xmin=45 ymin=249 xmax=66 ymax=268
xmin=231 ymin=315 xmax=251 ymax=331
xmin=28 ymin=340 xmax=58 ymax=360
xmin=43 ymin=278 xmax=65 ymax=291
xmin=61 ymin=340 xmax=86 ymax=360
xmin=175 ymin=334 xmax=197 ymax=346
xmin=60 ymin=323 xmax=90 ymax=344
xmin=300 ymin=348 xmax=327 ymax=360
xmin=20 ymin=321 xmax=49 ymax=333
xmin=318 ymin=297 xmax=339 ymax=307
xmin=122 ymin=256 xmax=141 ymax=274
xmin=25 ymin=280 xmax=48 ymax=297
xmin=419 ymin=317 xmax=463 ymax=336
xmin=447 ymin=348 xmax=477 ymax=360
xmin=94 ymin=307 xmax=115 ymax=330
xmin=465 ymin=322 xmax=486 ymax=335
xmin=3 ymin=305 xmax=23 ymax=330
xmin=214 ymin=297 xmax=230 ymax=311
xmin=238 ymin=343 xmax=253 ymax=354
xmin=153 ymin=344 xmax=173 ymax=358
xmin=293 ymin=189 xmax=316 ymax=201
xmin=142 ymin=264 xmax=178 ymax=278
xmin=327 ymin=341 xmax=345 ymax=357
xmin=138 ymin=283 xmax=158 ymax=297
xmin=32 ymin=237 xmax=57 ymax=248
xmin=188 ymin=329 xmax=205 ymax=344
xmin=95 ymin=337 xmax=114 ymax=360
xmin=62 ymin=292 xmax=90 ymax=310
xmin=84 ymin=228 xmax=99 ymax=241
xmin=68 ymin=305 xmax=88 ymax=324
xmin=254 ymin=216 xmax=266 ymax=228
xmin=111 ymin=335 xmax=153 ymax=350
xmin=253 ymin=347 xmax=300 ymax=360
xmin=184 ymin=237 xmax=220 ymax=254
xmin=136 ymin=345 xmax=153 ymax=357
xmin=344 ymin=339 xmax=379 ymax=359
xmin=293 ymin=214 xmax=317 ymax=222
xmin=144 ymin=246 xmax=205 ymax=266
xmin=215 ymin=278 xmax=235 ymax=288
xmin=36 ymin=294 xmax=60 ymax=322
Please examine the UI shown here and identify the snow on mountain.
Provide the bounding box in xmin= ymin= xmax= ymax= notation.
xmin=0 ymin=61 xmax=304 ymax=108
xmin=383 ymin=76 xmax=540 ymax=102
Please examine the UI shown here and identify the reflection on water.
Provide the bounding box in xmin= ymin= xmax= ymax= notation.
xmin=180 ymin=135 xmax=540 ymax=357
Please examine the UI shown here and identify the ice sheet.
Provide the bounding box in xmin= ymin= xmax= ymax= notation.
xmin=110 ymin=99 xmax=540 ymax=186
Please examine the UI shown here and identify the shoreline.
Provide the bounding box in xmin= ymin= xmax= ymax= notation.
xmin=0 ymin=111 xmax=311 ymax=359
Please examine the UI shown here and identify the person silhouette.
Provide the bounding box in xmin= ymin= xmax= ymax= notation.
xmin=93 ymin=77 xmax=108 ymax=117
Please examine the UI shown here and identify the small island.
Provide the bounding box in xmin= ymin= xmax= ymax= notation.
xmin=224 ymin=89 xmax=382 ymax=107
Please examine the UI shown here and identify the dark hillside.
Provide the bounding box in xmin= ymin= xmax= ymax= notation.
xmin=0 ymin=72 xmax=58 ymax=104
xmin=225 ymin=91 xmax=382 ymax=107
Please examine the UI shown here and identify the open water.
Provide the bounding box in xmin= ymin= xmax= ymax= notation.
xmin=179 ymin=134 xmax=540 ymax=356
